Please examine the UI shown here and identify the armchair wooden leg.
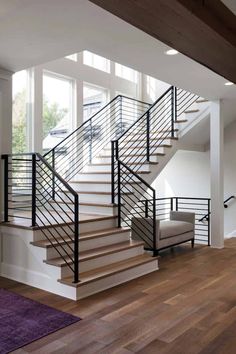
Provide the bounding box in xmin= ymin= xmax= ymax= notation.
xmin=191 ymin=239 xmax=195 ymax=248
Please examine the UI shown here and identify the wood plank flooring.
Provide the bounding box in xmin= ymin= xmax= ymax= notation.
xmin=2 ymin=239 xmax=236 ymax=353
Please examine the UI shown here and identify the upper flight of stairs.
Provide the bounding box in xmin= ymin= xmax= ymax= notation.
xmin=0 ymin=94 xmax=209 ymax=300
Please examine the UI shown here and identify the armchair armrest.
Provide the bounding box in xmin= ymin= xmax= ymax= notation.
xmin=170 ymin=211 xmax=195 ymax=225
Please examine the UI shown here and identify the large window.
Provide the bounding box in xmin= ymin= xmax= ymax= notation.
xmin=83 ymin=84 xmax=108 ymax=121
xmin=83 ymin=51 xmax=110 ymax=73
xmin=42 ymin=73 xmax=73 ymax=152
xmin=115 ymin=63 xmax=139 ymax=83
xmin=12 ymin=70 xmax=28 ymax=153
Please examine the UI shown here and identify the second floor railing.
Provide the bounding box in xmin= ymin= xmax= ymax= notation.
xmin=44 ymin=95 xmax=150 ymax=181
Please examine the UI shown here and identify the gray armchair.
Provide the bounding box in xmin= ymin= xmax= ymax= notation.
xmin=132 ymin=211 xmax=195 ymax=251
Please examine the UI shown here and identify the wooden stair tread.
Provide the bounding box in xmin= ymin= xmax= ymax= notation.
xmin=44 ymin=240 xmax=143 ymax=267
xmin=59 ymin=254 xmax=158 ymax=287
xmin=31 ymin=227 xmax=130 ymax=248
xmin=196 ymin=99 xmax=208 ymax=103
xmin=99 ymin=152 xmax=166 ymax=158
xmin=184 ymin=109 xmax=200 ymax=114
xmin=51 ymin=200 xmax=117 ymax=208
xmin=78 ymin=171 xmax=151 ymax=175
xmin=64 ymin=190 xmax=132 ymax=195
xmin=88 ymin=161 xmax=158 ymax=166
xmin=3 ymin=213 xmax=117 ymax=230
xmin=69 ymin=180 xmax=142 ymax=185
xmin=175 ymin=119 xmax=188 ymax=123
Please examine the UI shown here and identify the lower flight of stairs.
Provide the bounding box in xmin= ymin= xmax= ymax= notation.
xmin=0 ymin=213 xmax=158 ymax=300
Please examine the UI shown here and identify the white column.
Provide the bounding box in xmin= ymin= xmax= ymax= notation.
xmin=210 ymin=100 xmax=224 ymax=248
xmin=31 ymin=67 xmax=43 ymax=153
xmin=0 ymin=70 xmax=13 ymax=221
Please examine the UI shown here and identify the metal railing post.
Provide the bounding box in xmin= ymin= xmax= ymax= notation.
xmin=3 ymin=155 xmax=9 ymax=222
xmin=119 ymin=96 xmax=123 ymax=135
xmin=176 ymin=197 xmax=179 ymax=211
xmin=31 ymin=154 xmax=36 ymax=227
xmin=73 ymin=194 xmax=79 ymax=283
xmin=171 ymin=87 xmax=176 ymax=138
xmin=146 ymin=111 xmax=150 ymax=161
xmin=117 ymin=160 xmax=121 ymax=228
xmin=174 ymin=86 xmax=177 ymax=121
xmin=89 ymin=120 xmax=92 ymax=163
xmin=145 ymin=200 xmax=149 ymax=218
xmin=111 ymin=141 xmax=115 ymax=204
xmin=153 ymin=190 xmax=157 ymax=255
xmin=52 ymin=149 xmax=55 ymax=200
xmin=208 ymin=199 xmax=211 ymax=246
xmin=170 ymin=197 xmax=173 ymax=211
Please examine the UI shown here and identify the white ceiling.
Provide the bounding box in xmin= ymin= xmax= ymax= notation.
xmin=0 ymin=0 xmax=236 ymax=103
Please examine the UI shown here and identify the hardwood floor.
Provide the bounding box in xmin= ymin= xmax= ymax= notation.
xmin=2 ymin=239 xmax=236 ymax=353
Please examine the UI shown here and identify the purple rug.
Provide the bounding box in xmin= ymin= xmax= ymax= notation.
xmin=0 ymin=288 xmax=81 ymax=354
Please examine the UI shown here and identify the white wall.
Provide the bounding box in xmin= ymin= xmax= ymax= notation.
xmin=152 ymin=150 xmax=210 ymax=198
xmin=152 ymin=120 xmax=236 ymax=236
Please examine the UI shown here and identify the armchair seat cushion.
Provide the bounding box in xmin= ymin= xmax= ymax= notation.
xmin=159 ymin=220 xmax=193 ymax=240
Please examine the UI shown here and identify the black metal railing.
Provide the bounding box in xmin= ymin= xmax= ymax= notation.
xmin=199 ymin=195 xmax=235 ymax=222
xmin=2 ymin=153 xmax=80 ymax=283
xmin=117 ymin=160 xmax=157 ymax=254
xmin=111 ymin=87 xmax=199 ymax=202
xmin=44 ymin=95 xmax=150 ymax=181
xmin=154 ymin=197 xmax=211 ymax=245
xmin=111 ymin=87 xmax=199 ymax=249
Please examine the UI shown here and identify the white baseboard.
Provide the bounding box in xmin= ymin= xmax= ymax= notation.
xmin=225 ymin=230 xmax=236 ymax=239
xmin=1 ymin=262 xmax=77 ymax=300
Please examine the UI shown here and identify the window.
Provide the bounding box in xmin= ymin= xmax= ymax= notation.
xmin=83 ymin=51 xmax=110 ymax=73
xmin=42 ymin=73 xmax=73 ymax=152
xmin=146 ymin=75 xmax=157 ymax=102
xmin=115 ymin=63 xmax=138 ymax=83
xmin=83 ymin=84 xmax=108 ymax=121
xmin=65 ymin=53 xmax=77 ymax=61
xmin=12 ymin=70 xmax=28 ymax=153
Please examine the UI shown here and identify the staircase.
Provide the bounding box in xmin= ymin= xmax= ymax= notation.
xmin=0 ymin=89 xmax=209 ymax=300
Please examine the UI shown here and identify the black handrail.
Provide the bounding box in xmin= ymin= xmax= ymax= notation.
xmin=224 ymin=195 xmax=235 ymax=208
xmin=199 ymin=195 xmax=235 ymax=222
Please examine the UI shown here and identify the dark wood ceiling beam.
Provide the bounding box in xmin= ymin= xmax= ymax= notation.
xmin=90 ymin=0 xmax=236 ymax=83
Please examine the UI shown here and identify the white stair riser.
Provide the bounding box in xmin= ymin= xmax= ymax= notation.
xmin=83 ymin=164 xmax=150 ymax=173
xmin=74 ymin=173 xmax=112 ymax=182
xmin=47 ymin=200 xmax=117 ymax=216
xmin=75 ymin=259 xmax=158 ymax=300
xmin=61 ymin=245 xmax=144 ymax=277
xmin=68 ymin=182 xmax=135 ymax=194
xmin=46 ymin=231 xmax=131 ymax=259
xmin=93 ymin=155 xmax=158 ymax=164
xmin=33 ymin=217 xmax=117 ymax=241
xmin=57 ymin=192 xmax=112 ymax=204
xmin=118 ymin=137 xmax=172 ymax=147
xmin=102 ymin=146 xmax=166 ymax=156
xmin=74 ymin=173 xmax=141 ymax=183
xmin=69 ymin=182 xmax=112 ymax=193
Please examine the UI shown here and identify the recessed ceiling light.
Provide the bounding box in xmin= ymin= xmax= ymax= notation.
xmin=224 ymin=81 xmax=234 ymax=86
xmin=165 ymin=49 xmax=179 ymax=56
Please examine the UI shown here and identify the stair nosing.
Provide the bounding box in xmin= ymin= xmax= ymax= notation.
xmin=44 ymin=240 xmax=144 ymax=267
xmin=58 ymin=255 xmax=158 ymax=287
xmin=31 ymin=227 xmax=130 ymax=248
